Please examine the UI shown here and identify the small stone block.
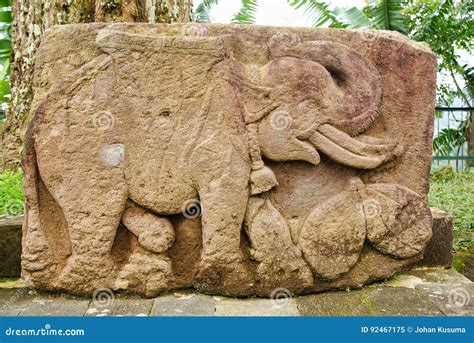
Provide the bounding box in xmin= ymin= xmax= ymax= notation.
xmin=419 ymin=208 xmax=453 ymax=268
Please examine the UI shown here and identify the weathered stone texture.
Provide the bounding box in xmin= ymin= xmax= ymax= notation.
xmin=21 ymin=24 xmax=436 ymax=296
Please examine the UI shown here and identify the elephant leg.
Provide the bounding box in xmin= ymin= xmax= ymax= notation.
xmin=195 ymin=175 xmax=253 ymax=293
xmin=40 ymin=161 xmax=128 ymax=293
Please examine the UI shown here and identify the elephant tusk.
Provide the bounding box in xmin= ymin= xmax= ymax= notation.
xmin=307 ymin=131 xmax=387 ymax=169
xmin=317 ymin=124 xmax=397 ymax=156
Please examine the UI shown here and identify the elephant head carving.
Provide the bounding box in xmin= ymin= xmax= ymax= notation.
xmin=237 ymin=41 xmax=397 ymax=187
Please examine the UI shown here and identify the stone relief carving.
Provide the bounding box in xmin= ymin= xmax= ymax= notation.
xmin=21 ymin=24 xmax=436 ymax=296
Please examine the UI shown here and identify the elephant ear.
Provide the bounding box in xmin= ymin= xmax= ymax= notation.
xmin=284 ymin=40 xmax=382 ymax=136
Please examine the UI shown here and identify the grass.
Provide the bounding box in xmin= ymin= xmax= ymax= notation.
xmin=0 ymin=167 xmax=472 ymax=254
xmin=0 ymin=170 xmax=24 ymax=216
xmin=429 ymin=167 xmax=474 ymax=253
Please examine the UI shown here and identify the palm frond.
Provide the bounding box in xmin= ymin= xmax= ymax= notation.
xmin=288 ymin=0 xmax=345 ymax=28
xmin=333 ymin=6 xmax=370 ymax=28
xmin=368 ymin=0 xmax=407 ymax=33
xmin=194 ymin=0 xmax=219 ymax=23
xmin=232 ymin=0 xmax=258 ymax=25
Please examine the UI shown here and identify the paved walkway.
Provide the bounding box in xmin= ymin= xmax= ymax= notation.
xmin=0 ymin=268 xmax=472 ymax=316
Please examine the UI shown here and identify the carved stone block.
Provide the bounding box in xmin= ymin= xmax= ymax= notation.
xmin=22 ymin=24 xmax=436 ymax=296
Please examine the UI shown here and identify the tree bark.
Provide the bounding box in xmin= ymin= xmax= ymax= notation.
xmin=1 ymin=0 xmax=192 ymax=168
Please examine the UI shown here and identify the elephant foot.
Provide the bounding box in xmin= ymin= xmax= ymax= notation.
xmin=196 ymin=253 xmax=254 ymax=295
xmin=115 ymin=248 xmax=173 ymax=297
xmin=55 ymin=254 xmax=116 ymax=294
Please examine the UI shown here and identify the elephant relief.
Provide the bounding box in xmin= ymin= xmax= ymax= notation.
xmin=21 ymin=26 xmax=433 ymax=296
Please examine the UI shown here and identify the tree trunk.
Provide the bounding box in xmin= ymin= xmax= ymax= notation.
xmin=1 ymin=0 xmax=192 ymax=168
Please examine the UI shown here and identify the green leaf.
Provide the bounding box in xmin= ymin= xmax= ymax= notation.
xmin=0 ymin=39 xmax=10 ymax=49
xmin=333 ymin=0 xmax=408 ymax=33
xmin=368 ymin=0 xmax=407 ymax=33
xmin=195 ymin=0 xmax=219 ymax=23
xmin=231 ymin=0 xmax=258 ymax=24
xmin=0 ymin=58 xmax=9 ymax=80
xmin=0 ymin=0 xmax=12 ymax=8
xmin=288 ymin=0 xmax=344 ymax=28
xmin=0 ymin=9 xmax=12 ymax=23
xmin=0 ymin=24 xmax=11 ymax=39
xmin=333 ymin=6 xmax=370 ymax=28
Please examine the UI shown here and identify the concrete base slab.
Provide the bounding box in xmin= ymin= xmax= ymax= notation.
xmin=360 ymin=287 xmax=444 ymax=316
xmin=215 ymin=298 xmax=299 ymax=316
xmin=0 ymin=309 xmax=22 ymax=316
xmin=151 ymin=294 xmax=215 ymax=316
xmin=296 ymin=292 xmax=372 ymax=316
xmin=0 ymin=268 xmax=472 ymax=316
xmin=86 ymin=299 xmax=154 ymax=317
xmin=19 ymin=299 xmax=90 ymax=316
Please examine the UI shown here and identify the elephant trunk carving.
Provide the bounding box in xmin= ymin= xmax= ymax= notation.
xmin=253 ymin=41 xmax=397 ymax=172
